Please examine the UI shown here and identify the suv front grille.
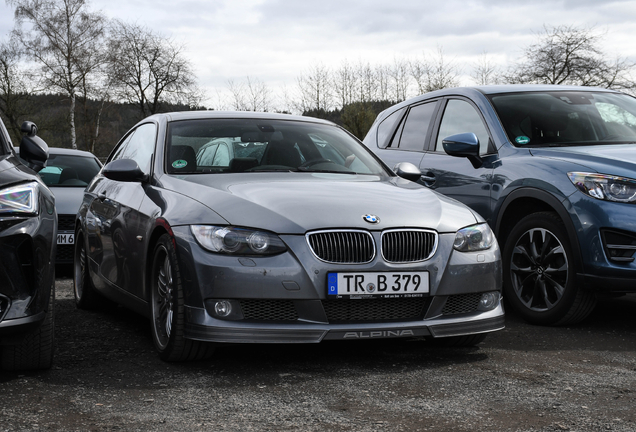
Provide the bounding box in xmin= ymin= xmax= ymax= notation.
xmin=381 ymin=229 xmax=437 ymax=263
xmin=322 ymin=297 xmax=428 ymax=323
xmin=442 ymin=293 xmax=482 ymax=315
xmin=307 ymin=230 xmax=375 ymax=264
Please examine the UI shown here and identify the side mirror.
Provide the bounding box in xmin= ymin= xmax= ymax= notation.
xmin=103 ymin=159 xmax=147 ymax=182
xmin=393 ymin=162 xmax=422 ymax=182
xmin=19 ymin=121 xmax=49 ymax=172
xmin=442 ymin=132 xmax=483 ymax=168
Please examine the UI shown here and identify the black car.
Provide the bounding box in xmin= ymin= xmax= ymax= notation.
xmin=35 ymin=148 xmax=102 ymax=265
xmin=364 ymin=84 xmax=636 ymax=326
xmin=0 ymin=120 xmax=56 ymax=370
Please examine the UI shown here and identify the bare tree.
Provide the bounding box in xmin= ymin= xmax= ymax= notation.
xmin=107 ymin=20 xmax=202 ymax=118
xmin=387 ymin=57 xmax=410 ymax=102
xmin=227 ymin=76 xmax=271 ymax=112
xmin=0 ymin=38 xmax=34 ymax=142
xmin=355 ymin=60 xmax=376 ymax=103
xmin=471 ymin=51 xmax=500 ymax=86
xmin=505 ymin=25 xmax=634 ymax=89
xmin=411 ymin=47 xmax=460 ymax=94
xmin=333 ymin=60 xmax=357 ymax=109
xmin=296 ymin=63 xmax=332 ymax=112
xmin=9 ymin=0 xmax=106 ymax=149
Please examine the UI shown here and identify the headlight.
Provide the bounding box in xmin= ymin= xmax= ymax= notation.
xmin=568 ymin=172 xmax=636 ymax=203
xmin=191 ymin=225 xmax=287 ymax=255
xmin=454 ymin=223 xmax=494 ymax=252
xmin=0 ymin=182 xmax=39 ymax=215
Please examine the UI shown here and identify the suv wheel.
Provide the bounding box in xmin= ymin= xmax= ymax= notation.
xmin=502 ymin=212 xmax=596 ymax=325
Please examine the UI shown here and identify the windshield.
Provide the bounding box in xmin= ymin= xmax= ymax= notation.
xmin=38 ymin=154 xmax=102 ymax=187
xmin=166 ymin=118 xmax=388 ymax=176
xmin=488 ymin=91 xmax=636 ymax=147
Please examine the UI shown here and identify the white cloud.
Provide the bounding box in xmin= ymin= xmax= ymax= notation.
xmin=1 ymin=0 xmax=636 ymax=108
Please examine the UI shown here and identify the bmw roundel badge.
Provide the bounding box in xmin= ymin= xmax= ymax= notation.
xmin=363 ymin=214 xmax=380 ymax=224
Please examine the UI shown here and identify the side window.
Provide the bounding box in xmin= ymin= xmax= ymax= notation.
xmin=435 ymin=99 xmax=491 ymax=154
xmin=395 ymin=102 xmax=437 ymax=151
xmin=109 ymin=132 xmax=134 ymax=163
xmin=119 ymin=123 xmax=157 ymax=173
xmin=376 ymin=108 xmax=405 ymax=148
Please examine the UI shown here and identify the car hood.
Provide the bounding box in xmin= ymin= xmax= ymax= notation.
xmin=49 ymin=186 xmax=85 ymax=216
xmin=161 ymin=173 xmax=478 ymax=234
xmin=530 ymin=144 xmax=636 ymax=177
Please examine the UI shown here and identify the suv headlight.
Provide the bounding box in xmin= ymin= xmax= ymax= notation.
xmin=454 ymin=223 xmax=494 ymax=252
xmin=0 ymin=182 xmax=39 ymax=215
xmin=568 ymin=172 xmax=636 ymax=203
xmin=191 ymin=225 xmax=287 ymax=255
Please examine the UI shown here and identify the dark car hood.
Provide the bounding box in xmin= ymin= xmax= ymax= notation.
xmin=530 ymin=144 xmax=636 ymax=177
xmin=49 ymin=186 xmax=84 ymax=216
xmin=161 ymin=173 xmax=478 ymax=234
xmin=0 ymin=154 xmax=44 ymax=187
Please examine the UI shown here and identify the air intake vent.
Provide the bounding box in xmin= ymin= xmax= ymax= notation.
xmin=322 ymin=297 xmax=428 ymax=322
xmin=239 ymin=300 xmax=298 ymax=321
xmin=381 ymin=229 xmax=437 ymax=263
xmin=442 ymin=293 xmax=482 ymax=315
xmin=306 ymin=230 xmax=375 ymax=264
xmin=601 ymin=229 xmax=636 ymax=263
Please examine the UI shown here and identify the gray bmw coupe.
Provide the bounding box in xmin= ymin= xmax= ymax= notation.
xmin=74 ymin=112 xmax=504 ymax=361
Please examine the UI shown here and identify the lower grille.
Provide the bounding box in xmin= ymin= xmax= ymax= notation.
xmin=56 ymin=244 xmax=74 ymax=264
xmin=442 ymin=293 xmax=482 ymax=315
xmin=239 ymin=300 xmax=298 ymax=321
xmin=322 ymin=297 xmax=427 ymax=323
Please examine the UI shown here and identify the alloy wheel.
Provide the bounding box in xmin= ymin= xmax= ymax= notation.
xmin=509 ymin=227 xmax=569 ymax=312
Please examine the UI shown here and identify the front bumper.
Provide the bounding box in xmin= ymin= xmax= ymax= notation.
xmin=173 ymin=226 xmax=504 ymax=344
xmin=569 ymin=193 xmax=636 ymax=292
xmin=0 ymin=211 xmax=56 ymax=341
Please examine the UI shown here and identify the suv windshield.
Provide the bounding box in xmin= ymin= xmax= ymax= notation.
xmin=489 ymin=91 xmax=636 ymax=147
xmin=166 ymin=119 xmax=388 ymax=176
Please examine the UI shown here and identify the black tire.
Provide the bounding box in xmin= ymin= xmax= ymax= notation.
xmin=1 ymin=281 xmax=55 ymax=371
xmin=429 ymin=333 xmax=488 ymax=347
xmin=150 ymin=234 xmax=214 ymax=362
xmin=73 ymin=230 xmax=102 ymax=310
xmin=502 ymin=211 xmax=596 ymax=326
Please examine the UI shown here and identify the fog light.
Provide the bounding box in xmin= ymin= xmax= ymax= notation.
xmin=477 ymin=292 xmax=500 ymax=311
xmin=214 ymin=300 xmax=232 ymax=317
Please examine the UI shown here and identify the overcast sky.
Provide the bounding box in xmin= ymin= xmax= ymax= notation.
xmin=2 ymin=0 xmax=636 ymax=108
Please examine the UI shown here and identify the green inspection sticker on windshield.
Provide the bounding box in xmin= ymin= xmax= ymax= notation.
xmin=515 ymin=136 xmax=530 ymax=145
xmin=172 ymin=159 xmax=187 ymax=169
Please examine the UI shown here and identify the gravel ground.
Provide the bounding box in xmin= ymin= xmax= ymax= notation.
xmin=1 ymin=276 xmax=635 ymax=432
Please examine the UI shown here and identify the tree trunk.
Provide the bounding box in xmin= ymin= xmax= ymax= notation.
xmin=69 ymin=92 xmax=77 ymax=149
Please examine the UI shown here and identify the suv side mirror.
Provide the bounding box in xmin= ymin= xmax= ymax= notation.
xmin=103 ymin=158 xmax=148 ymax=182
xmin=393 ymin=162 xmax=422 ymax=182
xmin=442 ymin=132 xmax=483 ymax=168
xmin=19 ymin=121 xmax=49 ymax=172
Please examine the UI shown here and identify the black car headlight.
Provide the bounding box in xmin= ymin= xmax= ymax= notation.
xmin=568 ymin=172 xmax=636 ymax=203
xmin=454 ymin=223 xmax=494 ymax=252
xmin=0 ymin=182 xmax=39 ymax=215
xmin=191 ymin=225 xmax=287 ymax=255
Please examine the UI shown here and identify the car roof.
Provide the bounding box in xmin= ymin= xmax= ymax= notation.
xmin=14 ymin=146 xmax=98 ymax=158
xmin=149 ymin=111 xmax=336 ymax=126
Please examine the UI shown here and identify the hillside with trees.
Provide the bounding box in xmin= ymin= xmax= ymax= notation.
xmin=1 ymin=0 xmax=634 ymax=158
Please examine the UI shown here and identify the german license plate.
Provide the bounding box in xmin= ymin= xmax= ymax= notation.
xmin=327 ymin=271 xmax=429 ymax=299
xmin=57 ymin=232 xmax=74 ymax=245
